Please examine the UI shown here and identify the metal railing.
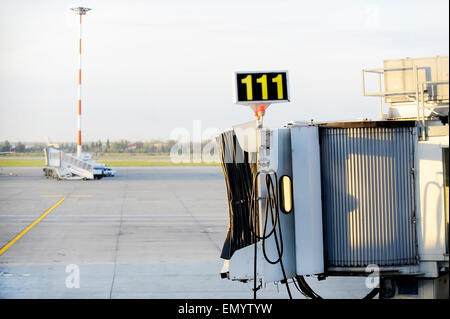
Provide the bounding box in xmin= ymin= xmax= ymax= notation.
xmin=362 ymin=66 xmax=449 ymax=138
xmin=62 ymin=153 xmax=93 ymax=173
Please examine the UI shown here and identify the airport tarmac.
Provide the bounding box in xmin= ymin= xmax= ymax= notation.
xmin=0 ymin=167 xmax=372 ymax=299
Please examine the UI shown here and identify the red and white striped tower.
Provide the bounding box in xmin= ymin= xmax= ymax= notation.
xmin=70 ymin=7 xmax=91 ymax=158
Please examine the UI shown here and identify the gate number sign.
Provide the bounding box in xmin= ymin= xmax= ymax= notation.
xmin=234 ymin=71 xmax=289 ymax=104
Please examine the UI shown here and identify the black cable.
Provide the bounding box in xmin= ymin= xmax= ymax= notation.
xmin=251 ymin=171 xmax=292 ymax=299
xmin=253 ymin=208 xmax=258 ymax=299
xmin=363 ymin=288 xmax=380 ymax=299
xmin=263 ymin=173 xmax=292 ymax=299
xmin=296 ymin=275 xmax=322 ymax=299
xmin=252 ymin=171 xmax=260 ymax=299
xmin=291 ymin=277 xmax=309 ymax=298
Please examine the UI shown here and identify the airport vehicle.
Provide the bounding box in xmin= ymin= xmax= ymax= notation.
xmin=43 ymin=146 xmax=115 ymax=180
xmin=92 ymin=164 xmax=116 ymax=177
xmin=101 ymin=167 xmax=116 ymax=177
xmin=217 ymin=56 xmax=449 ymax=299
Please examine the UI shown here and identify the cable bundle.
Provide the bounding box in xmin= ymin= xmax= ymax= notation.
xmin=216 ymin=130 xmax=258 ymax=260
xmin=250 ymin=171 xmax=293 ymax=299
xmin=216 ymin=130 xmax=292 ymax=298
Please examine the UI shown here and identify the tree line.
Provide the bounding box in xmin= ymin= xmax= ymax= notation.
xmin=0 ymin=139 xmax=185 ymax=154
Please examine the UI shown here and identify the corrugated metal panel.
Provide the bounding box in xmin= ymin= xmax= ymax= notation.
xmin=320 ymin=126 xmax=417 ymax=267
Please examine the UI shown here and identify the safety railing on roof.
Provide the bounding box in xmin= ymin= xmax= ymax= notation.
xmin=362 ymin=65 xmax=449 ymax=138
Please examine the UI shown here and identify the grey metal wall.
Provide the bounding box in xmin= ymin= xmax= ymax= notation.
xmin=320 ymin=126 xmax=417 ymax=267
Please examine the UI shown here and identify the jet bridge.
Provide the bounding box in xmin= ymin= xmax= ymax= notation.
xmin=218 ymin=56 xmax=449 ymax=299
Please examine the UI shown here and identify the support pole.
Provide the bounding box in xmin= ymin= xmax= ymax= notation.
xmin=71 ymin=7 xmax=91 ymax=157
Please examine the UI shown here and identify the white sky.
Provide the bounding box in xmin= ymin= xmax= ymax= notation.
xmin=0 ymin=0 xmax=448 ymax=142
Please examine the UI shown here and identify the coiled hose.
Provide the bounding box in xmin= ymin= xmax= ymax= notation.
xmin=249 ymin=170 xmax=292 ymax=299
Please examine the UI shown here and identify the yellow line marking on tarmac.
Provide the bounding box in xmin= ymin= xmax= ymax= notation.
xmin=0 ymin=196 xmax=67 ymax=256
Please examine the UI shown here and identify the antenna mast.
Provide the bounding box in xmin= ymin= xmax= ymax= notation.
xmin=70 ymin=7 xmax=91 ymax=157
